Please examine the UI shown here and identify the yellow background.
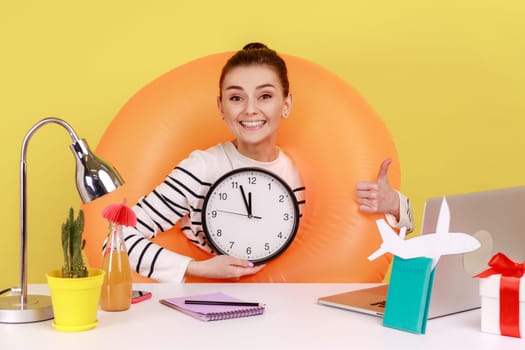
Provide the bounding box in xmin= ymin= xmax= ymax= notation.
xmin=1 ymin=1 xmax=524 ymax=287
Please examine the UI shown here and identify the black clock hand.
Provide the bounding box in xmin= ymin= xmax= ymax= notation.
xmin=215 ymin=209 xmax=262 ymax=219
xmin=248 ymin=191 xmax=253 ymax=217
xmin=239 ymin=185 xmax=252 ymax=217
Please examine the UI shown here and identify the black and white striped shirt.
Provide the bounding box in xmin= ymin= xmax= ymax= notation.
xmin=122 ymin=142 xmax=305 ymax=282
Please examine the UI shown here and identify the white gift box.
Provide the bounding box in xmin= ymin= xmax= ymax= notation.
xmin=479 ymin=274 xmax=525 ymax=337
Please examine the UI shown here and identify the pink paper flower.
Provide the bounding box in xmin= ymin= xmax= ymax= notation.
xmin=102 ymin=199 xmax=137 ymax=227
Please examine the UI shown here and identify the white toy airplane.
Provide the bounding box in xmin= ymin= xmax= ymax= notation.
xmin=368 ymin=197 xmax=480 ymax=268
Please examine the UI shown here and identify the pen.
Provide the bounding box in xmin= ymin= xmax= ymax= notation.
xmin=184 ymin=300 xmax=265 ymax=307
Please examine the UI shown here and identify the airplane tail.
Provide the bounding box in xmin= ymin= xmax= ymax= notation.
xmin=367 ymin=248 xmax=387 ymax=261
xmin=367 ymin=219 xmax=400 ymax=261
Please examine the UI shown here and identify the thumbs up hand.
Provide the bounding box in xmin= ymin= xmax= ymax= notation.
xmin=355 ymin=158 xmax=401 ymax=220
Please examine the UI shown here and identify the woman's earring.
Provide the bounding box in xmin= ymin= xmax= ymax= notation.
xmin=283 ymin=110 xmax=289 ymax=118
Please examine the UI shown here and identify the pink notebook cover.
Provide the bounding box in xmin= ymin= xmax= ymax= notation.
xmin=159 ymin=292 xmax=265 ymax=321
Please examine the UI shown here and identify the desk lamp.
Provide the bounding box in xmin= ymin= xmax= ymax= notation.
xmin=0 ymin=117 xmax=124 ymax=323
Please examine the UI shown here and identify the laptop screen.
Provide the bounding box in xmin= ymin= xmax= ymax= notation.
xmin=423 ymin=186 xmax=525 ymax=318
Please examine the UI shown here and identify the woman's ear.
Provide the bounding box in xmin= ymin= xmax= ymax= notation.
xmin=283 ymin=93 xmax=293 ymax=118
xmin=217 ymin=95 xmax=224 ymax=118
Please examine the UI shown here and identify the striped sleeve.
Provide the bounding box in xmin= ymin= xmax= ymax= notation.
xmin=385 ymin=191 xmax=414 ymax=233
xmin=121 ymin=158 xmax=210 ymax=282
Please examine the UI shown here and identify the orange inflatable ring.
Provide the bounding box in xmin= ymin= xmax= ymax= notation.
xmin=81 ymin=52 xmax=401 ymax=283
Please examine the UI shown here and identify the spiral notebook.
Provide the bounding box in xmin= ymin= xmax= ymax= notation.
xmin=159 ymin=292 xmax=265 ymax=321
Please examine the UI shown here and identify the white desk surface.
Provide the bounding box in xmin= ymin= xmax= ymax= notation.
xmin=1 ymin=283 xmax=522 ymax=349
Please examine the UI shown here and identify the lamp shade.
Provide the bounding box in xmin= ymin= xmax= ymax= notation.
xmin=70 ymin=139 xmax=123 ymax=203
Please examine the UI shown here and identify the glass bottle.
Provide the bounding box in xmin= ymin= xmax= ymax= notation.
xmin=100 ymin=222 xmax=132 ymax=311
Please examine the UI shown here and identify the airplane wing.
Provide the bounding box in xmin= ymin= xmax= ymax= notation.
xmin=367 ymin=219 xmax=400 ymax=261
xmin=435 ymin=197 xmax=450 ymax=234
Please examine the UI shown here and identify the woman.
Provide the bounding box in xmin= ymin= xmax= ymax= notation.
xmin=121 ymin=43 xmax=413 ymax=282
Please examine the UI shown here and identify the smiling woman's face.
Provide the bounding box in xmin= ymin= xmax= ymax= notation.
xmin=217 ymin=64 xmax=291 ymax=162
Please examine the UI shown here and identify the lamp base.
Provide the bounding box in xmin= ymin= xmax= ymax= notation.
xmin=0 ymin=295 xmax=54 ymax=323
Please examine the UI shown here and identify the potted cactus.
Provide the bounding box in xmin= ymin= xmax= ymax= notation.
xmin=61 ymin=207 xmax=88 ymax=278
xmin=46 ymin=207 xmax=105 ymax=332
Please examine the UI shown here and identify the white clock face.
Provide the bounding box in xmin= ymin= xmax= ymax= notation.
xmin=202 ymin=167 xmax=299 ymax=263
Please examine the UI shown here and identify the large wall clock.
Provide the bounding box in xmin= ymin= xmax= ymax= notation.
xmin=202 ymin=167 xmax=300 ymax=264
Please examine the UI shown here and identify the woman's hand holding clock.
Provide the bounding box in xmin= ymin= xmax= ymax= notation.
xmin=186 ymin=255 xmax=265 ymax=280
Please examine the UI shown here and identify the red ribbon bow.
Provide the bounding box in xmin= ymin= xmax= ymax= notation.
xmin=475 ymin=252 xmax=524 ymax=338
xmin=475 ymin=253 xmax=525 ymax=279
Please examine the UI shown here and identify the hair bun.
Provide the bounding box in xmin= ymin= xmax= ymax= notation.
xmin=242 ymin=42 xmax=269 ymax=50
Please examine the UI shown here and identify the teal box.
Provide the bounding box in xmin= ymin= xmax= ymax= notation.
xmin=383 ymin=256 xmax=435 ymax=334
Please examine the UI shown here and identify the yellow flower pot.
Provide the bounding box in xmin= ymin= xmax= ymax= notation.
xmin=46 ymin=268 xmax=105 ymax=332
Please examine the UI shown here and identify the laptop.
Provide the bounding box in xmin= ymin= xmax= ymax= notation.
xmin=318 ymin=186 xmax=525 ymax=319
